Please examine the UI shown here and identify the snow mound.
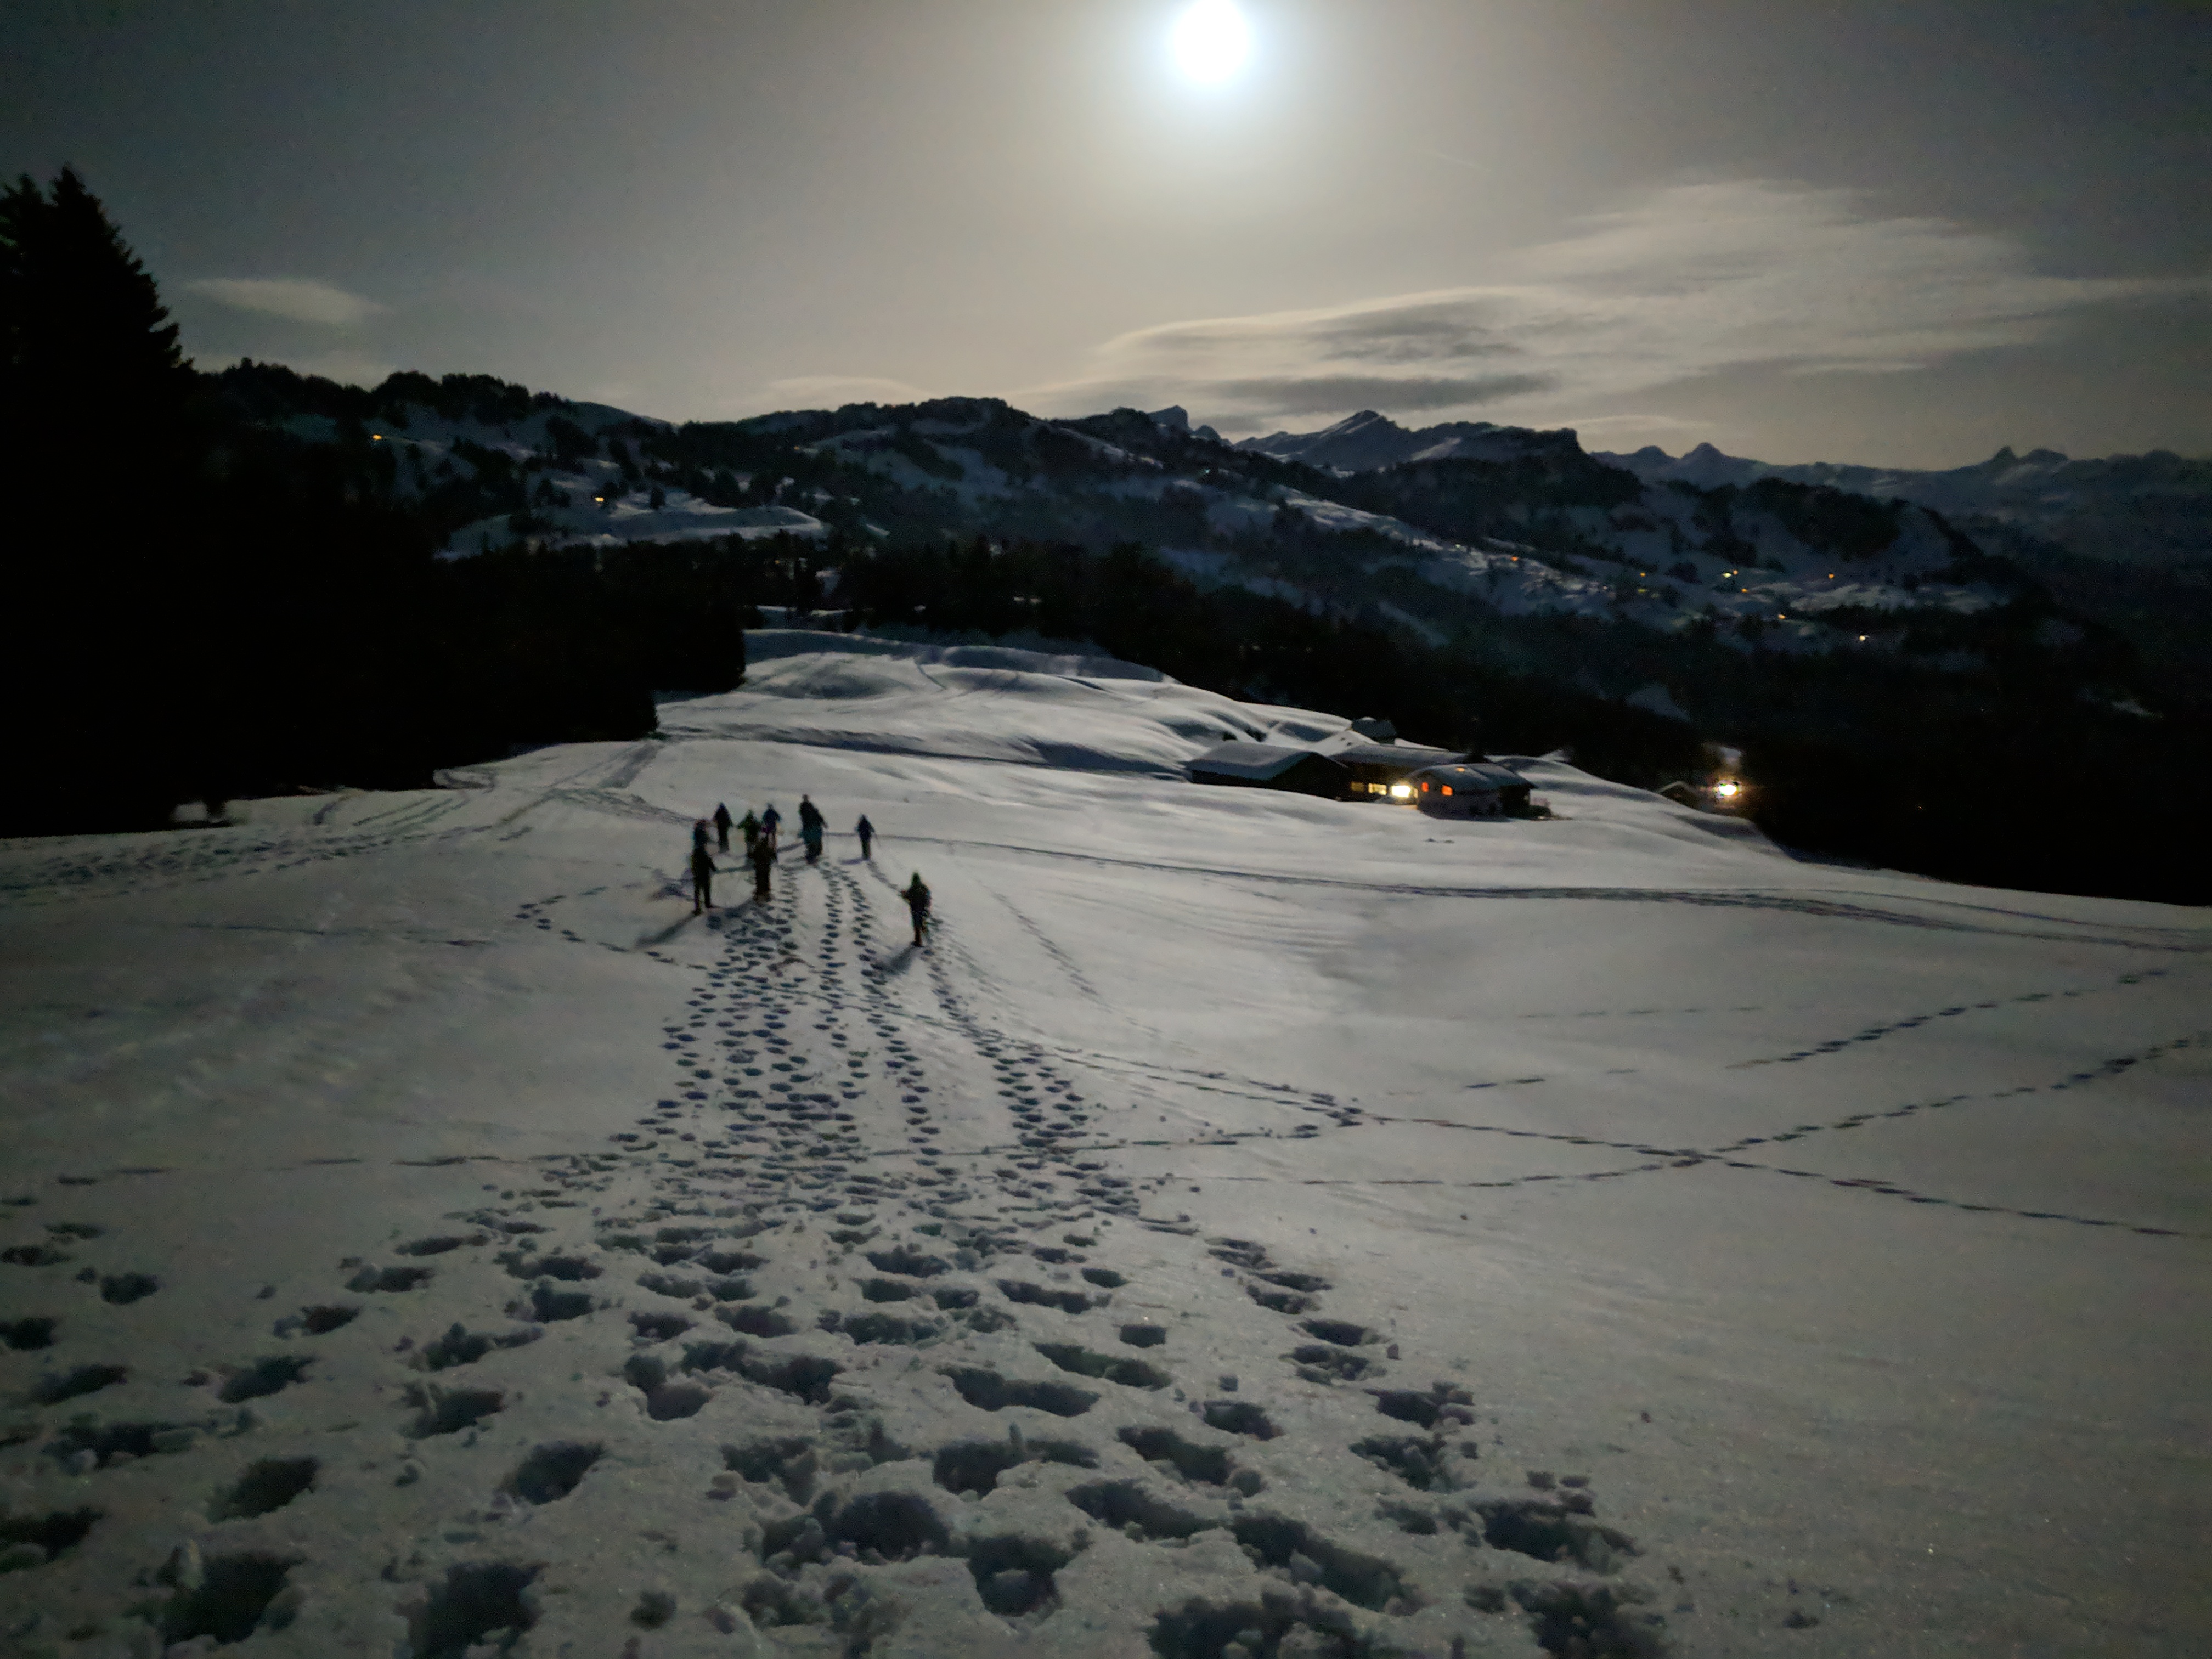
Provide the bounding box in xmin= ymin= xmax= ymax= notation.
xmin=658 ymin=630 xmax=1333 ymax=772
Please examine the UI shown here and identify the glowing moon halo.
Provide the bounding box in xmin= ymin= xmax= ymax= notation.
xmin=1171 ymin=0 xmax=1251 ymax=83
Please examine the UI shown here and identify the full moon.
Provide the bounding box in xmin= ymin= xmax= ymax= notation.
xmin=1171 ymin=0 xmax=1251 ymax=84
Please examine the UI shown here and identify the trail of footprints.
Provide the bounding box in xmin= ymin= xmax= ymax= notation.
xmin=0 ymin=859 xmax=1687 ymax=1657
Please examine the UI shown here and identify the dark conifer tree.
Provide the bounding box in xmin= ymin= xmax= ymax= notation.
xmin=2 ymin=168 xmax=204 ymax=829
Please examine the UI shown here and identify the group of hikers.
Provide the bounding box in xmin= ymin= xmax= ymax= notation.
xmin=687 ymin=794 xmax=930 ymax=945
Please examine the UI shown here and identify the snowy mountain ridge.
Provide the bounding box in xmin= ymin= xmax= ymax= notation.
xmin=1232 ymin=405 xmax=2209 ymax=575
xmin=221 ymin=365 xmax=2015 ymax=660
xmin=1595 ymin=438 xmax=2212 ymax=572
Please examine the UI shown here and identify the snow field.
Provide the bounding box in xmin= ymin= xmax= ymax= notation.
xmin=1 ymin=636 xmax=2206 ymax=1657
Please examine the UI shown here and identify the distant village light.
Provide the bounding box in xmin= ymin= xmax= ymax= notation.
xmin=1714 ymin=781 xmax=1741 ymax=798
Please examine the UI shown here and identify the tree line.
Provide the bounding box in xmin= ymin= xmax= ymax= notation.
xmin=0 ymin=170 xmax=771 ymax=832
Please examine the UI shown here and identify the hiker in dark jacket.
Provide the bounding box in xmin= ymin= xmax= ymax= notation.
xmin=856 ymin=815 xmax=874 ymax=860
xmin=748 ymin=833 xmax=777 ymax=900
xmin=739 ymin=809 xmax=760 ymax=853
xmin=692 ymin=818 xmax=710 ymax=853
xmin=759 ymin=805 xmax=781 ymax=853
xmin=798 ymin=794 xmax=823 ymax=834
xmin=712 ymin=802 xmax=733 ymax=851
xmin=902 ymin=872 xmax=932 ymax=947
xmin=691 ymin=843 xmax=717 ymax=913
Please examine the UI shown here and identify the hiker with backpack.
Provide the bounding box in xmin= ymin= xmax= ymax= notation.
xmin=902 ymin=872 xmax=932 ymax=947
xmin=691 ymin=839 xmax=718 ymax=913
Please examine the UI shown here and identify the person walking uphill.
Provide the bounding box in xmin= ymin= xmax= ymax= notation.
xmin=748 ymin=831 xmax=777 ymax=901
xmin=855 ymin=814 xmax=874 ymax=860
xmin=902 ymin=872 xmax=932 ymax=947
xmin=691 ymin=841 xmax=717 ymax=913
xmin=712 ymin=802 xmax=733 ymax=853
xmin=798 ymin=794 xmax=825 ymax=865
xmin=759 ymin=804 xmax=781 ymax=854
xmin=740 ymin=809 xmax=760 ymax=854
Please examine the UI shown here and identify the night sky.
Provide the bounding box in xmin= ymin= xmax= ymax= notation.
xmin=8 ymin=0 xmax=2208 ymax=463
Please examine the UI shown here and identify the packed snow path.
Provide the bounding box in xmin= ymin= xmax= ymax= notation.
xmin=2 ymin=642 xmax=2208 ymax=1657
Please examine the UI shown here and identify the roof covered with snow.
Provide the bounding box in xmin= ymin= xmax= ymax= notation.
xmin=1186 ymin=742 xmax=1344 ymax=782
xmin=1410 ymin=761 xmax=1533 ymax=791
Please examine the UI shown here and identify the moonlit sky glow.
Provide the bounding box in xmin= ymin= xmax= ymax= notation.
xmin=6 ymin=0 xmax=2206 ymax=464
xmin=1172 ymin=1 xmax=1252 ymax=84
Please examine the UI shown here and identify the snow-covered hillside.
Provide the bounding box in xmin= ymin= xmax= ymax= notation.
xmin=3 ymin=634 xmax=2205 ymax=1656
xmin=757 ymin=401 xmax=2006 ymax=650
xmin=331 ymin=400 xmax=831 ymax=557
xmin=1594 ymin=442 xmax=2212 ymax=570
xmin=235 ymin=368 xmax=2024 ymax=658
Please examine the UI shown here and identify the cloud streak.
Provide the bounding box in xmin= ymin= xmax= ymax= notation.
xmin=1031 ymin=180 xmax=2206 ymax=432
xmin=187 ymin=277 xmax=385 ymax=326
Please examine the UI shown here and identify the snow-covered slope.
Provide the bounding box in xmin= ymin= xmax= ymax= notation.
xmin=3 ymin=635 xmax=2205 ymax=1656
xmin=349 ymin=401 xmax=830 ymax=557
xmin=1595 ymin=442 xmax=2212 ymax=571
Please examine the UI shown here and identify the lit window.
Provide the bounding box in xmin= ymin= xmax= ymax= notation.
xmin=1441 ymin=785 xmax=1453 ymax=797
xmin=1390 ymin=783 xmax=1412 ymax=799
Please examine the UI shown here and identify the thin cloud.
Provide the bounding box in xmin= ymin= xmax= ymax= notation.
xmin=1029 ymin=180 xmax=2207 ymax=431
xmin=188 ymin=277 xmax=385 ymax=326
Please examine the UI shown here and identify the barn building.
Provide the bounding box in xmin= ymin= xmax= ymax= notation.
xmin=1410 ymin=761 xmax=1534 ymax=818
xmin=1332 ymin=742 xmax=1469 ymax=801
xmin=1186 ymin=742 xmax=1349 ymax=799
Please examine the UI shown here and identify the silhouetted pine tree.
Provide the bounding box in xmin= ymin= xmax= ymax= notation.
xmin=2 ymin=168 xmax=205 ymax=830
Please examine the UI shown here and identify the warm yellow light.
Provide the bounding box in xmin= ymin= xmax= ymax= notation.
xmin=1390 ymin=783 xmax=1412 ymax=799
xmin=1714 ymin=781 xmax=1740 ymax=798
xmin=371 ymin=433 xmax=382 ymax=440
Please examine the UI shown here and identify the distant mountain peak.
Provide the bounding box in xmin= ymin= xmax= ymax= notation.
xmin=1237 ymin=411 xmax=1583 ymax=472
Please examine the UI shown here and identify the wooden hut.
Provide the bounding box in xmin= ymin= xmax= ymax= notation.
xmin=1409 ymin=761 xmax=1534 ymax=818
xmin=1333 ymin=742 xmax=1468 ymax=802
xmin=1186 ymin=742 xmax=1348 ymax=799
